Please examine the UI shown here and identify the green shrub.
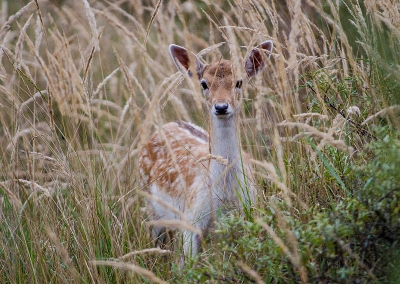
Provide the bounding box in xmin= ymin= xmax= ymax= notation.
xmin=178 ymin=136 xmax=400 ymax=283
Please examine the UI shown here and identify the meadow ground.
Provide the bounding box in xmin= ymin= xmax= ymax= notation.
xmin=0 ymin=0 xmax=399 ymax=283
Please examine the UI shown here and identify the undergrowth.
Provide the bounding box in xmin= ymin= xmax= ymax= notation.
xmin=177 ymin=136 xmax=400 ymax=283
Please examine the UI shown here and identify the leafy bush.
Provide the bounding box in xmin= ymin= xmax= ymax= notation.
xmin=178 ymin=136 xmax=400 ymax=283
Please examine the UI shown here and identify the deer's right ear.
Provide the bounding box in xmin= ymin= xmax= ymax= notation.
xmin=169 ymin=44 xmax=204 ymax=78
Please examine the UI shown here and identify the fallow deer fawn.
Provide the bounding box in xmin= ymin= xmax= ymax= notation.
xmin=139 ymin=40 xmax=273 ymax=257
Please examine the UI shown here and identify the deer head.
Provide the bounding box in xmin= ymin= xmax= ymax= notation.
xmin=169 ymin=41 xmax=273 ymax=119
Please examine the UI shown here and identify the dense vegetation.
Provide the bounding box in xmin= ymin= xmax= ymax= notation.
xmin=0 ymin=0 xmax=399 ymax=283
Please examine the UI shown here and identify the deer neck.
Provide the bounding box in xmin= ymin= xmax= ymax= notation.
xmin=210 ymin=114 xmax=240 ymax=160
xmin=209 ymin=113 xmax=244 ymax=196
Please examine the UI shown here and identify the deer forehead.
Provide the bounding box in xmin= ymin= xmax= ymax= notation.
xmin=202 ymin=60 xmax=237 ymax=88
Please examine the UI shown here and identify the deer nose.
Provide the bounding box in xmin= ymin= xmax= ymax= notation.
xmin=214 ymin=103 xmax=229 ymax=115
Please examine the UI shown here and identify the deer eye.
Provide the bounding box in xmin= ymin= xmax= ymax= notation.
xmin=235 ymin=79 xmax=243 ymax=89
xmin=200 ymin=79 xmax=209 ymax=90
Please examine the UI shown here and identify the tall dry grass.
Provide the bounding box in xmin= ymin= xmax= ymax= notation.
xmin=0 ymin=0 xmax=398 ymax=283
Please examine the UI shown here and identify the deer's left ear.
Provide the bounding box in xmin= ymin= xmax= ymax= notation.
xmin=245 ymin=40 xmax=273 ymax=77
